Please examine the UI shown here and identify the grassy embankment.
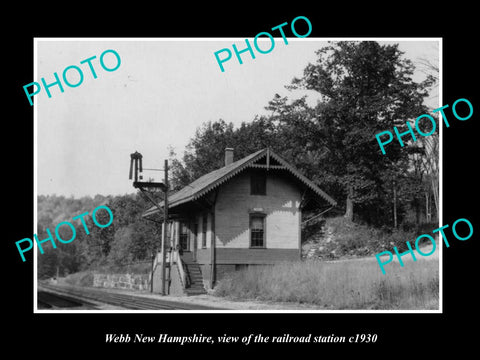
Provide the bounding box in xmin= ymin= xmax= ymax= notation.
xmin=213 ymin=259 xmax=439 ymax=310
xmin=214 ymin=217 xmax=440 ymax=310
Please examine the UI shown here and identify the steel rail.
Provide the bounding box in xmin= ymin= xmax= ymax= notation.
xmin=38 ymin=283 xmax=222 ymax=310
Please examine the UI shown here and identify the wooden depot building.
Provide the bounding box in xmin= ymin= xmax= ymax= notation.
xmin=143 ymin=148 xmax=336 ymax=295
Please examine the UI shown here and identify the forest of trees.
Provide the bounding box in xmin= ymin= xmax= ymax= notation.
xmin=37 ymin=193 xmax=162 ymax=278
xmin=169 ymin=41 xmax=438 ymax=226
xmin=37 ymin=41 xmax=439 ymax=278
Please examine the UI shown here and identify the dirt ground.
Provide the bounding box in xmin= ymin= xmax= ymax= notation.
xmin=87 ymin=286 xmax=328 ymax=311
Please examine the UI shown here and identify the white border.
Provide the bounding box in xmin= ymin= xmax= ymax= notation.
xmin=33 ymin=37 xmax=443 ymax=314
xmin=33 ymin=39 xmax=39 ymax=311
xmin=438 ymin=38 xmax=443 ymax=313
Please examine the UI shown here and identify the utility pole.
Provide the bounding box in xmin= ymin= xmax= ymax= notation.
xmin=150 ymin=251 xmax=154 ymax=293
xmin=161 ymin=160 xmax=168 ymax=296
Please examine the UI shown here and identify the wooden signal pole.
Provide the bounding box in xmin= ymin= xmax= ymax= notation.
xmin=129 ymin=151 xmax=169 ymax=295
xmin=161 ymin=160 xmax=169 ymax=295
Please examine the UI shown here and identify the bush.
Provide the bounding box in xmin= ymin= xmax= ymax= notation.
xmin=64 ymin=271 xmax=94 ymax=287
xmin=305 ymin=216 xmax=439 ymax=258
xmin=323 ymin=217 xmax=383 ymax=256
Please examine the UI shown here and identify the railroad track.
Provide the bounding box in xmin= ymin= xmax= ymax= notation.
xmin=38 ymin=283 xmax=224 ymax=310
xmin=38 ymin=290 xmax=98 ymax=309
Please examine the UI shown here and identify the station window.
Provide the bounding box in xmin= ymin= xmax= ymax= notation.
xmin=250 ymin=214 xmax=265 ymax=248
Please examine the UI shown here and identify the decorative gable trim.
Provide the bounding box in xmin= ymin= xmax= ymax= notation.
xmin=143 ymin=148 xmax=336 ymax=218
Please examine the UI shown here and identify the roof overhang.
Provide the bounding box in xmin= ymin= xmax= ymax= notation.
xmin=142 ymin=148 xmax=337 ymax=219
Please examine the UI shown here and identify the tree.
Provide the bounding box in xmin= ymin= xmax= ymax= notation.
xmin=289 ymin=41 xmax=434 ymax=222
xmin=415 ymin=46 xmax=439 ymax=220
xmin=169 ymin=117 xmax=280 ymax=188
xmin=264 ymin=95 xmax=324 ymax=179
xmin=36 ymin=193 xmax=163 ymax=276
xmin=168 ymin=120 xmax=235 ymax=189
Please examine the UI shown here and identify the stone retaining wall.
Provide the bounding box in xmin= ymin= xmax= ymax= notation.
xmin=93 ymin=273 xmax=150 ymax=291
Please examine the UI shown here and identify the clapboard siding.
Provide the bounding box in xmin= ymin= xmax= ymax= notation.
xmin=214 ymin=170 xmax=301 ymax=249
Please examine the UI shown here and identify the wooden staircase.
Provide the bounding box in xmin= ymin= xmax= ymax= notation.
xmin=181 ymin=252 xmax=207 ymax=296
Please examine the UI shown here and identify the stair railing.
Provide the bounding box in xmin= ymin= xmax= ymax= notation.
xmin=174 ymin=250 xmax=190 ymax=289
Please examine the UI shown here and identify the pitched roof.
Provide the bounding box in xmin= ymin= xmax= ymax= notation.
xmin=143 ymin=148 xmax=336 ymax=218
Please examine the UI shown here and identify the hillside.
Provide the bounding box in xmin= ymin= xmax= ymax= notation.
xmin=301 ymin=216 xmax=439 ymax=260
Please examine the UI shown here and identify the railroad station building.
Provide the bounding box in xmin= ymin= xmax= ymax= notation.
xmin=143 ymin=148 xmax=336 ymax=295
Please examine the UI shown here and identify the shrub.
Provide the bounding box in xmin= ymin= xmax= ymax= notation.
xmin=323 ymin=217 xmax=383 ymax=256
xmin=64 ymin=271 xmax=94 ymax=287
xmin=306 ymin=216 xmax=438 ymax=257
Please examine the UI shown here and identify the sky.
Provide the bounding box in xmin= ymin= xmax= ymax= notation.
xmin=35 ymin=38 xmax=440 ymax=198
